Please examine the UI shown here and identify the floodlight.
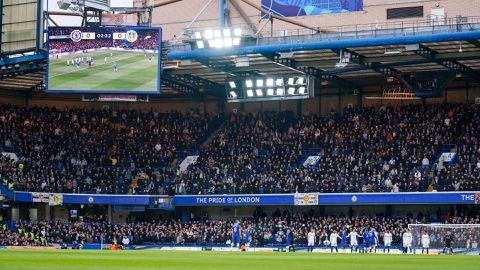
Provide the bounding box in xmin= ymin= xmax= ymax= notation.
xmin=296 ymin=77 xmax=305 ymax=85
xmin=233 ymin=38 xmax=241 ymax=46
xmin=214 ymin=38 xmax=223 ymax=48
xmin=287 ymin=87 xmax=295 ymax=95
xmin=224 ymin=38 xmax=233 ymax=48
xmin=230 ymin=91 xmax=237 ymax=98
xmin=256 ymin=79 xmax=264 ymax=87
xmin=214 ymin=29 xmax=222 ymax=38
xmin=266 ymin=78 xmax=274 ymax=87
xmin=204 ymin=29 xmax=213 ymax=39
xmin=246 ymin=89 xmax=254 ymax=97
xmin=276 ymin=88 xmax=284 ymax=95
xmin=287 ymin=77 xmax=295 ymax=85
xmin=245 ymin=80 xmax=253 ymax=88
xmin=196 ymin=41 xmax=205 ymax=49
xmin=194 ymin=32 xmax=202 ymax=39
xmin=298 ymin=86 xmax=306 ymax=94
xmin=229 ymin=81 xmax=236 ymax=88
xmin=223 ymin=29 xmax=231 ymax=37
xmin=267 ymin=88 xmax=274 ymax=96
xmin=275 ymin=78 xmax=284 ymax=86
xmin=256 ymin=89 xmax=263 ymax=96
xmin=233 ymin=28 xmax=242 ymax=37
xmin=208 ymin=40 xmax=215 ymax=47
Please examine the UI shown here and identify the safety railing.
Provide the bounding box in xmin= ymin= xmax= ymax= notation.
xmin=166 ymin=16 xmax=480 ymax=53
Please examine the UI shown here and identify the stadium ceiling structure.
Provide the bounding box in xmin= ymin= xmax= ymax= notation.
xmin=165 ymin=16 xmax=480 ymax=99
xmin=0 ymin=0 xmax=479 ymax=98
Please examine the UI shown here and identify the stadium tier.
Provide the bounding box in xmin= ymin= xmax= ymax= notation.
xmin=0 ymin=105 xmax=215 ymax=194
xmin=1 ymin=104 xmax=479 ymax=195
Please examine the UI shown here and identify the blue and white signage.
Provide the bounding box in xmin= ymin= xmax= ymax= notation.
xmin=174 ymin=194 xmax=294 ymax=206
xmin=13 ymin=191 xmax=479 ymax=206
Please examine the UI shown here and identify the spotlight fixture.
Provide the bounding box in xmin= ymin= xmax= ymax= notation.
xmin=335 ymin=49 xmax=350 ymax=68
xmin=276 ymin=88 xmax=284 ymax=96
xmin=226 ymin=75 xmax=311 ymax=103
xmin=193 ymin=27 xmax=243 ymax=49
xmin=266 ymin=78 xmax=274 ymax=87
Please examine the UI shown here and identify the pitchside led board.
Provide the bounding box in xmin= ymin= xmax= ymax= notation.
xmin=46 ymin=26 xmax=162 ymax=94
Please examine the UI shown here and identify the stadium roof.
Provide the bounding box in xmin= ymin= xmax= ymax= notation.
xmin=162 ymin=20 xmax=480 ymax=97
xmin=1 ymin=12 xmax=480 ymax=96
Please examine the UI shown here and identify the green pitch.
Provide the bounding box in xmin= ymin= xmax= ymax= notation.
xmin=48 ymin=50 xmax=158 ymax=92
xmin=0 ymin=250 xmax=479 ymax=270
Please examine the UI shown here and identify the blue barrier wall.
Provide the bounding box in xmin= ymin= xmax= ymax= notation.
xmin=12 ymin=191 xmax=479 ymax=206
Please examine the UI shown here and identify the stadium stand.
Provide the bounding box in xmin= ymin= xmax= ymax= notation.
xmin=1 ymin=103 xmax=479 ymax=195
xmin=0 ymin=208 xmax=478 ymax=247
xmin=0 ymin=104 xmax=217 ymax=194
xmin=178 ymin=104 xmax=480 ymax=194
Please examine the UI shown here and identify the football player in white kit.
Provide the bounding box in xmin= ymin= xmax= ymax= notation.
xmin=347 ymin=228 xmax=360 ymax=253
xmin=421 ymin=230 xmax=430 ymax=254
xmin=402 ymin=229 xmax=413 ymax=254
xmin=383 ymin=230 xmax=393 ymax=253
xmin=329 ymin=230 xmax=342 ymax=253
xmin=307 ymin=230 xmax=316 ymax=252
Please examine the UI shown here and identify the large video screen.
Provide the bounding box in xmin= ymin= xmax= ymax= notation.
xmin=46 ymin=26 xmax=161 ymax=94
xmin=261 ymin=0 xmax=363 ymax=17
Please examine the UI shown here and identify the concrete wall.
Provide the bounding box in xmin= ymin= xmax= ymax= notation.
xmin=152 ymin=0 xmax=480 ymax=40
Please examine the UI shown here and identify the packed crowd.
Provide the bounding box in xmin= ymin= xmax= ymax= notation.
xmin=1 ymin=103 xmax=479 ymax=195
xmin=0 ymin=104 xmax=215 ymax=194
xmin=1 ymin=209 xmax=478 ymax=247
xmin=176 ymin=104 xmax=480 ymax=194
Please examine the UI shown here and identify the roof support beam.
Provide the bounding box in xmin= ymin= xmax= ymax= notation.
xmin=262 ymin=53 xmax=361 ymax=91
xmin=467 ymin=39 xmax=480 ymax=48
xmin=162 ymin=72 xmax=224 ymax=96
xmin=229 ymin=0 xmax=257 ymax=33
xmin=414 ymin=44 xmax=480 ymax=82
xmin=332 ymin=48 xmax=413 ymax=90
xmin=197 ymin=58 xmax=237 ymax=76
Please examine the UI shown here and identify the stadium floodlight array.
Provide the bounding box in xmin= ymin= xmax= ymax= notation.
xmin=193 ymin=27 xmax=242 ymax=49
xmin=226 ymin=75 xmax=312 ymax=103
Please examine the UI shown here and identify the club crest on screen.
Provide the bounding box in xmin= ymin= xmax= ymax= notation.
xmin=70 ymin=30 xmax=82 ymax=42
xmin=126 ymin=30 xmax=138 ymax=43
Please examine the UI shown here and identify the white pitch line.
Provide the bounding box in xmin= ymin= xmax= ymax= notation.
xmin=49 ymin=53 xmax=148 ymax=79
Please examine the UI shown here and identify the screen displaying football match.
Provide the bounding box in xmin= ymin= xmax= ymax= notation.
xmin=46 ymin=26 xmax=161 ymax=94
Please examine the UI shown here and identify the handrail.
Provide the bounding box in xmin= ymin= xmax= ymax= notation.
xmin=165 ymin=15 xmax=480 ymax=53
